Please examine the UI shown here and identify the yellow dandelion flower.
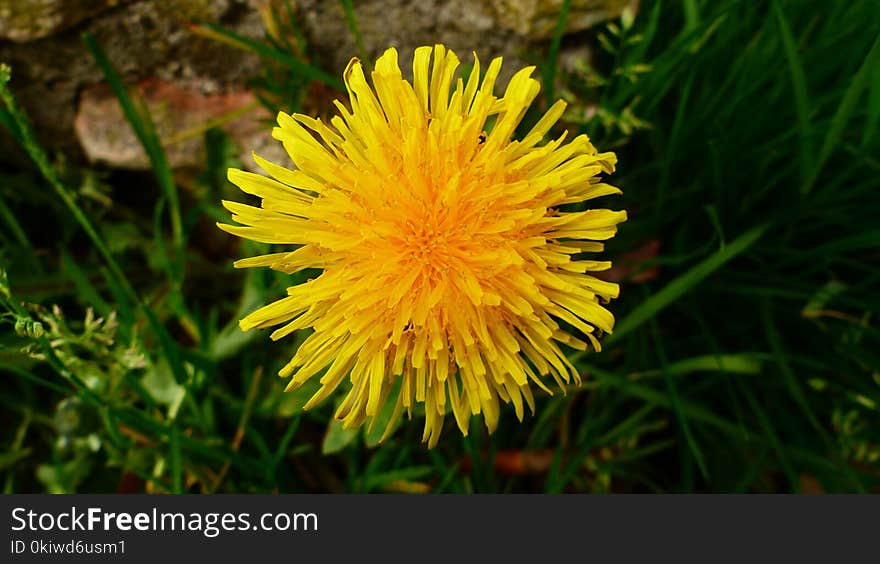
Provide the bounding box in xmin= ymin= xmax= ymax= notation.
xmin=219 ymin=44 xmax=627 ymax=447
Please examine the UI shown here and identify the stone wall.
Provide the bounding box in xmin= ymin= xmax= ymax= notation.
xmin=0 ymin=0 xmax=635 ymax=170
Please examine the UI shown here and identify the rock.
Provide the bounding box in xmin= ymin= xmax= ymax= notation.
xmin=293 ymin=0 xmax=637 ymax=77
xmin=490 ymin=0 xmax=638 ymax=39
xmin=1 ymin=0 xmax=634 ymax=171
xmin=74 ymin=78 xmax=288 ymax=171
xmin=0 ymin=0 xmax=265 ymax=160
xmin=0 ymin=0 xmax=122 ymax=42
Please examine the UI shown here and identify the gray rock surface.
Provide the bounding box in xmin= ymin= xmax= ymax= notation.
xmin=0 ymin=0 xmax=634 ymax=170
xmin=0 ymin=0 xmax=265 ymax=161
xmin=0 ymin=0 xmax=122 ymax=42
xmin=297 ymin=0 xmax=635 ymax=75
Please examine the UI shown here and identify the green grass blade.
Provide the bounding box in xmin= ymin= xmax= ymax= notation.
xmin=98 ymin=266 xmax=135 ymax=325
xmin=760 ymin=303 xmax=824 ymax=434
xmin=0 ymin=196 xmax=25 ymax=248
xmin=655 ymin=74 xmax=693 ymax=223
xmin=630 ymin=353 xmax=764 ymax=379
xmin=191 ymin=19 xmax=345 ymax=91
xmin=803 ymin=33 xmax=880 ymax=194
xmin=0 ymin=64 xmax=138 ymax=306
xmin=0 ymin=362 xmax=71 ymax=395
xmin=650 ymin=318 xmax=709 ymax=482
xmin=626 ymin=0 xmax=662 ymax=68
xmin=266 ymin=417 xmax=301 ymax=483
xmin=168 ymin=424 xmax=183 ymax=493
xmin=773 ymin=0 xmax=814 ymax=189
xmin=82 ymin=33 xmax=184 ymax=282
xmin=430 ymin=455 xmax=462 ymax=493
xmin=862 ymin=43 xmax=880 ymax=146
xmin=584 ymin=363 xmax=743 ymax=436
xmin=362 ymin=466 xmax=433 ymax=492
xmin=339 ymin=0 xmax=368 ymax=69
xmin=60 ymin=252 xmax=112 ymax=317
xmin=682 ymin=0 xmax=699 ymax=33
xmin=143 ymin=307 xmax=188 ymax=385
xmin=735 ymin=379 xmax=799 ymax=491
xmin=607 ymin=222 xmax=771 ymax=345
xmin=542 ymin=0 xmax=571 ymax=103
xmin=0 ymin=107 xmax=21 ymax=141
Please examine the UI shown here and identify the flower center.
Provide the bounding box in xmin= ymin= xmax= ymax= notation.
xmin=403 ymin=214 xmax=456 ymax=272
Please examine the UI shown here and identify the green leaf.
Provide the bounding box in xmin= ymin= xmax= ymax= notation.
xmin=271 ymin=379 xmax=320 ymax=417
xmin=322 ymin=419 xmax=359 ymax=455
xmin=364 ymin=379 xmax=402 ymax=447
xmin=141 ymin=362 xmax=186 ymax=409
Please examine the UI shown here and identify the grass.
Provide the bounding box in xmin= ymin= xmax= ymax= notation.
xmin=1 ymin=0 xmax=878 ymax=493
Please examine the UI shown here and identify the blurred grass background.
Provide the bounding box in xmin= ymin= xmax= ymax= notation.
xmin=1 ymin=0 xmax=878 ymax=493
